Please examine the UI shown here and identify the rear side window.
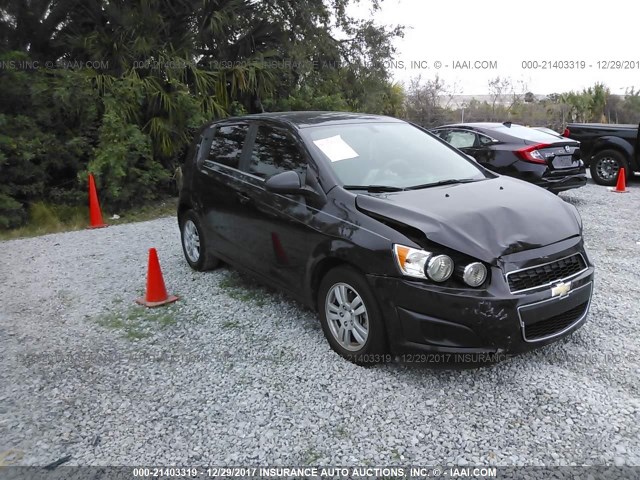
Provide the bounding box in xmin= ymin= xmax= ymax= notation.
xmin=478 ymin=134 xmax=494 ymax=145
xmin=249 ymin=125 xmax=306 ymax=179
xmin=208 ymin=124 xmax=248 ymax=169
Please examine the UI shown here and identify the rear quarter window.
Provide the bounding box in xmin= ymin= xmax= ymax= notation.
xmin=208 ymin=124 xmax=249 ymax=169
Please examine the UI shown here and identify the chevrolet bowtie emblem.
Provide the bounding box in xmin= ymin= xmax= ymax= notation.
xmin=551 ymin=281 xmax=572 ymax=298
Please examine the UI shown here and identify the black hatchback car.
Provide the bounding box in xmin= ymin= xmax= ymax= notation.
xmin=431 ymin=122 xmax=587 ymax=193
xmin=178 ymin=112 xmax=594 ymax=364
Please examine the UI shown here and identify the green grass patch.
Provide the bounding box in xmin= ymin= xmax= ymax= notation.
xmin=218 ymin=272 xmax=269 ymax=306
xmin=0 ymin=197 xmax=178 ymax=240
xmin=96 ymin=302 xmax=179 ymax=340
xmin=221 ymin=319 xmax=241 ymax=329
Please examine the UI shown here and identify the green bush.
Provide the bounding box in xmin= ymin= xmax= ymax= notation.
xmin=0 ymin=52 xmax=100 ymax=229
xmin=88 ymin=95 xmax=169 ymax=209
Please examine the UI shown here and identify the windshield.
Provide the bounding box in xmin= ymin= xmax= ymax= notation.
xmin=301 ymin=122 xmax=487 ymax=189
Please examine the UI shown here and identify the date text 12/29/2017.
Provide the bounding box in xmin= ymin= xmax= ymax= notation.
xmin=521 ymin=60 xmax=640 ymax=69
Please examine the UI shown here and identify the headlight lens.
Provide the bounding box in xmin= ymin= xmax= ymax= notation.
xmin=393 ymin=244 xmax=484 ymax=286
xmin=462 ymin=262 xmax=487 ymax=287
xmin=393 ymin=244 xmax=431 ymax=278
xmin=426 ymin=254 xmax=454 ymax=282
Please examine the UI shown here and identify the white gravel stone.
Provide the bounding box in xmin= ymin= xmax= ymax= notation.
xmin=0 ymin=179 xmax=639 ymax=466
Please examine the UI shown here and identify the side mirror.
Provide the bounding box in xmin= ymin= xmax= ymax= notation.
xmin=265 ymin=170 xmax=313 ymax=195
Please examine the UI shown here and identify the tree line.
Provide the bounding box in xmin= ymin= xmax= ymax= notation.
xmin=0 ymin=0 xmax=404 ymax=229
xmin=404 ymin=75 xmax=640 ymax=129
xmin=1 ymin=1 xmax=639 ymax=230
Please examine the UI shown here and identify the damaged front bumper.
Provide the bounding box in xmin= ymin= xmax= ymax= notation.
xmin=367 ymin=248 xmax=595 ymax=356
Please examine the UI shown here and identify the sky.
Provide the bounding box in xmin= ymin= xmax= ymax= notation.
xmin=348 ymin=0 xmax=639 ymax=95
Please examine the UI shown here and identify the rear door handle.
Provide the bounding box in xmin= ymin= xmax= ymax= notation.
xmin=236 ymin=192 xmax=251 ymax=204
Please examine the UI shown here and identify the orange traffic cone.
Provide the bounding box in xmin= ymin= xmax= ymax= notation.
xmin=87 ymin=173 xmax=108 ymax=228
xmin=136 ymin=248 xmax=179 ymax=307
xmin=611 ymin=168 xmax=629 ymax=193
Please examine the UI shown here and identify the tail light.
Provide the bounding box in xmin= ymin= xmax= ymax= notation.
xmin=515 ymin=143 xmax=550 ymax=164
xmin=563 ymin=128 xmax=570 ymax=137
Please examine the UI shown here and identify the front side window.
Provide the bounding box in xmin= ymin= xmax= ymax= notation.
xmin=208 ymin=124 xmax=249 ymax=169
xmin=444 ymin=130 xmax=477 ymax=148
xmin=249 ymin=125 xmax=306 ymax=179
xmin=301 ymin=122 xmax=486 ymax=188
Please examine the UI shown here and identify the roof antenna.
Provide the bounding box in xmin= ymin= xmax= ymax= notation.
xmin=503 ymin=121 xmax=512 ymax=128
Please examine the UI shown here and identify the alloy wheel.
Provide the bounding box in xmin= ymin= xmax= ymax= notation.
xmin=325 ymin=282 xmax=369 ymax=351
xmin=183 ymin=219 xmax=200 ymax=263
xmin=596 ymin=157 xmax=619 ymax=181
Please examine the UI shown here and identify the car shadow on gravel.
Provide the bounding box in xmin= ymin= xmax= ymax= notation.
xmin=216 ymin=266 xmax=318 ymax=321
xmin=218 ymin=267 xmax=301 ymax=305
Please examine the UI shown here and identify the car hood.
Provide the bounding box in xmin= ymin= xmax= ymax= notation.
xmin=355 ymin=177 xmax=581 ymax=263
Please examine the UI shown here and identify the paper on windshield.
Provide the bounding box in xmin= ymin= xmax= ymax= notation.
xmin=312 ymin=135 xmax=359 ymax=162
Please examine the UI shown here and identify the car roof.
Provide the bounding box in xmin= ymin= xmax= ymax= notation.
xmin=215 ymin=111 xmax=405 ymax=129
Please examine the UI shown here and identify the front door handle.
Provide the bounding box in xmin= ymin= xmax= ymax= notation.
xmin=236 ymin=192 xmax=251 ymax=204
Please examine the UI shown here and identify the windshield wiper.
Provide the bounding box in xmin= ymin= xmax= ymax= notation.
xmin=405 ymin=178 xmax=479 ymax=190
xmin=342 ymin=185 xmax=406 ymax=192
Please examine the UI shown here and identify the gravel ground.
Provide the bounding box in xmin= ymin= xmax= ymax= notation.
xmin=1 ymin=179 xmax=640 ymax=467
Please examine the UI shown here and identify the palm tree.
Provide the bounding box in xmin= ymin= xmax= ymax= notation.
xmin=66 ymin=0 xmax=276 ymax=162
xmin=0 ymin=0 xmax=84 ymax=58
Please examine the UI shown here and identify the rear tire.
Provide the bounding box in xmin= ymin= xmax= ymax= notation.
xmin=179 ymin=210 xmax=220 ymax=271
xmin=590 ymin=149 xmax=629 ymax=186
xmin=317 ymin=266 xmax=387 ymax=365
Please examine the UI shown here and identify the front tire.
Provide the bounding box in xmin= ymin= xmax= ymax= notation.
xmin=179 ymin=210 xmax=219 ymax=271
xmin=590 ymin=149 xmax=629 ymax=186
xmin=318 ymin=266 xmax=387 ymax=364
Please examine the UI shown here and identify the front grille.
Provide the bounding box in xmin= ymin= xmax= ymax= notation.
xmin=524 ymin=301 xmax=588 ymax=340
xmin=507 ymin=254 xmax=586 ymax=293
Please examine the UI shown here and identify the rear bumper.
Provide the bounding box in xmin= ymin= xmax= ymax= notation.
xmin=367 ymin=265 xmax=594 ymax=357
xmin=534 ymin=172 xmax=588 ymax=193
xmin=508 ymin=160 xmax=587 ymax=192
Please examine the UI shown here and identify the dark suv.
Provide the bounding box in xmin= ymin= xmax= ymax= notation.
xmin=178 ymin=112 xmax=594 ymax=364
xmin=432 ymin=122 xmax=587 ymax=193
